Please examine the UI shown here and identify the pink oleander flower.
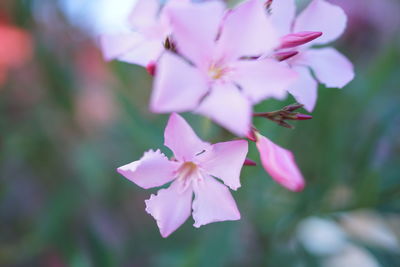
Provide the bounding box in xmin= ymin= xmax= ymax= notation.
xmin=151 ymin=0 xmax=297 ymax=136
xmin=269 ymin=0 xmax=355 ymax=111
xmin=100 ymin=0 xmax=189 ymax=67
xmin=117 ymin=113 xmax=248 ymax=237
xmin=254 ymin=132 xmax=305 ymax=192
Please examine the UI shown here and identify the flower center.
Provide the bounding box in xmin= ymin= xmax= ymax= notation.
xmin=178 ymin=161 xmax=198 ymax=181
xmin=208 ymin=61 xmax=232 ymax=82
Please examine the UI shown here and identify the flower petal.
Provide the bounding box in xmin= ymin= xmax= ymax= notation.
xmin=287 ymin=66 xmax=318 ymax=112
xmin=166 ymin=0 xmax=225 ymax=68
xmin=192 ymin=175 xmax=240 ymax=228
xmin=117 ymin=149 xmax=179 ymax=189
xmin=232 ymin=59 xmax=297 ymax=104
xmin=128 ymin=0 xmax=160 ymax=30
xmin=300 ymin=48 xmax=354 ymax=88
xmin=196 ymin=83 xmax=252 ymax=137
xmin=118 ymin=39 xmax=164 ymax=67
xmin=294 ymin=0 xmax=347 ymax=45
xmin=164 ymin=113 xmax=210 ymax=162
xmin=145 ymin=179 xmax=193 ymax=237
xmin=197 ymin=140 xmax=248 ymax=190
xmin=217 ymin=0 xmax=278 ymax=61
xmin=151 ymin=52 xmax=209 ymax=113
xmin=269 ymin=0 xmax=296 ymax=36
xmin=99 ymin=33 xmax=143 ymax=61
xmin=256 ymin=134 xmax=305 ymax=192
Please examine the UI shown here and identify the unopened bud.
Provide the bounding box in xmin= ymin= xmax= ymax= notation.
xmin=244 ymin=158 xmax=257 ymax=166
xmin=264 ymin=0 xmax=273 ymax=9
xmin=283 ymin=103 xmax=304 ymax=112
xmin=247 ymin=129 xmax=258 ymax=142
xmin=146 ymin=61 xmax=156 ymax=76
xmin=279 ymin=31 xmax=323 ymax=49
xmin=295 ymin=114 xmax=313 ymax=120
xmin=274 ymin=51 xmax=299 ymax=61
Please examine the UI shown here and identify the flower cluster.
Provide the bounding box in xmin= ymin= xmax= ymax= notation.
xmin=101 ymin=0 xmax=354 ymax=237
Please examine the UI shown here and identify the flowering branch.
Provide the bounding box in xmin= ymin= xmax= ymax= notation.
xmin=253 ymin=103 xmax=313 ymax=129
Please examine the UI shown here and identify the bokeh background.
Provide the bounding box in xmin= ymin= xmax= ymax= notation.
xmin=1 ymin=0 xmax=400 ymax=266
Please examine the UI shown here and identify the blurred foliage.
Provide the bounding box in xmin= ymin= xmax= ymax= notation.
xmin=1 ymin=0 xmax=400 ymax=266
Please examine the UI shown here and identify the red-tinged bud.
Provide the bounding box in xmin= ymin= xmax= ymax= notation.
xmin=274 ymin=51 xmax=299 ymax=61
xmin=146 ymin=61 xmax=156 ymax=76
xmin=283 ymin=103 xmax=304 ymax=112
xmin=247 ymin=129 xmax=257 ymax=142
xmin=244 ymin=158 xmax=257 ymax=166
xmin=295 ymin=114 xmax=313 ymax=120
xmin=279 ymin=31 xmax=323 ymax=49
xmin=264 ymin=0 xmax=273 ymax=8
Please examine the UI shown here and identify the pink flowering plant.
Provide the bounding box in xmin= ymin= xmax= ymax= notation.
xmin=101 ymin=0 xmax=354 ymax=237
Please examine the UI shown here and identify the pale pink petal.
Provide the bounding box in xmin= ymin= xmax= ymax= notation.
xmin=166 ymin=0 xmax=225 ymax=68
xmin=287 ymin=66 xmax=318 ymax=112
xmin=196 ymin=83 xmax=252 ymax=137
xmin=294 ymin=0 xmax=347 ymax=45
xmin=164 ymin=113 xmax=210 ymax=162
xmin=118 ymin=39 xmax=164 ymax=67
xmin=151 ymin=52 xmax=209 ymax=113
xmin=232 ymin=59 xmax=297 ymax=104
xmin=299 ymin=48 xmax=354 ymax=88
xmin=128 ymin=0 xmax=160 ymax=30
xmin=256 ymin=134 xmax=305 ymax=192
xmin=117 ymin=149 xmax=179 ymax=189
xmin=269 ymin=0 xmax=296 ymax=36
xmin=197 ymin=140 xmax=248 ymax=190
xmin=145 ymin=179 xmax=193 ymax=237
xmin=217 ymin=0 xmax=278 ymax=61
xmin=192 ymin=175 xmax=240 ymax=228
xmin=99 ymin=33 xmax=143 ymax=61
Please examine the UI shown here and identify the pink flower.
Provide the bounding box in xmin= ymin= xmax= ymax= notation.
xmin=269 ymin=0 xmax=355 ymax=111
xmin=117 ymin=113 xmax=248 ymax=237
xmin=99 ymin=0 xmax=189 ymax=67
xmin=255 ymin=132 xmax=305 ymax=192
xmin=151 ymin=0 xmax=297 ymax=136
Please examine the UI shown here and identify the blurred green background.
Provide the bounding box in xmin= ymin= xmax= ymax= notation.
xmin=1 ymin=0 xmax=400 ymax=266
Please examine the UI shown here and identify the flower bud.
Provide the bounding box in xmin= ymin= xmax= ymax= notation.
xmin=244 ymin=158 xmax=257 ymax=166
xmin=274 ymin=51 xmax=299 ymax=61
xmin=279 ymin=31 xmax=323 ymax=49
xmin=146 ymin=61 xmax=156 ymax=76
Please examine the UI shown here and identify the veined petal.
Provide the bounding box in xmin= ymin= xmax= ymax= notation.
xmin=166 ymin=0 xmax=225 ymax=68
xmin=256 ymin=134 xmax=305 ymax=192
xmin=151 ymin=52 xmax=209 ymax=113
xmin=232 ymin=59 xmax=297 ymax=104
xmin=287 ymin=66 xmax=318 ymax=112
xmin=117 ymin=149 xmax=179 ymax=189
xmin=145 ymin=179 xmax=193 ymax=238
xmin=164 ymin=113 xmax=211 ymax=162
xmin=192 ymin=175 xmax=240 ymax=228
xmin=99 ymin=33 xmax=143 ymax=61
xmin=217 ymin=0 xmax=278 ymax=61
xmin=269 ymin=0 xmax=296 ymax=36
xmin=128 ymin=0 xmax=160 ymax=30
xmin=294 ymin=0 xmax=347 ymax=45
xmin=197 ymin=140 xmax=248 ymax=190
xmin=299 ymin=48 xmax=354 ymax=88
xmin=196 ymin=83 xmax=252 ymax=137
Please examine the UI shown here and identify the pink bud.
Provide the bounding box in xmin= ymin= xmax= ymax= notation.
xmin=146 ymin=61 xmax=156 ymax=76
xmin=256 ymin=133 xmax=305 ymax=192
xmin=279 ymin=31 xmax=323 ymax=49
xmin=274 ymin=51 xmax=299 ymax=61
xmin=295 ymin=114 xmax=313 ymax=120
xmin=246 ymin=130 xmax=257 ymax=142
xmin=244 ymin=158 xmax=257 ymax=166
